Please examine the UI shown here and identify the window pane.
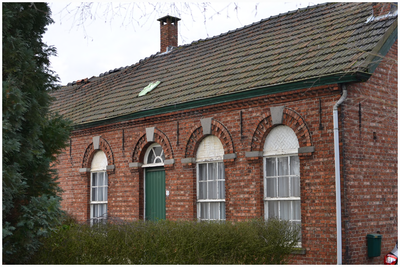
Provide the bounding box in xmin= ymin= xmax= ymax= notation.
xmin=161 ymin=151 xmax=165 ymax=162
xmin=278 ymin=177 xmax=289 ymax=197
xmin=92 ymin=188 xmax=97 ymax=201
xmin=291 ymin=176 xmax=300 ymax=197
xmin=268 ymin=201 xmax=278 ymax=218
xmin=103 ymin=204 xmax=108 ymax=218
xmin=201 ymin=202 xmax=209 ymax=220
xmin=155 ymin=158 xmax=162 ymax=163
xmin=199 ymin=181 xmax=207 ymax=199
xmin=266 ymin=178 xmax=277 ymax=198
xmin=104 ymin=187 xmax=108 ymax=202
xmin=100 ymin=204 xmax=105 ymax=217
xmin=102 ymin=204 xmax=107 ymax=217
xmin=278 ymin=157 xmax=288 ymax=176
xmin=220 ymin=203 xmax=226 ymax=220
xmin=92 ymin=173 xmax=97 ymax=186
xmin=199 ymin=164 xmax=207 ymax=181
xmin=97 ymin=204 xmax=101 ymax=217
xmin=98 ymin=172 xmax=104 ymax=186
xmin=290 ymin=156 xmax=300 ymax=176
xmin=210 ymin=203 xmax=219 ymax=220
xmin=266 ymin=158 xmax=276 ymax=177
xmin=208 ymin=163 xmax=217 ymax=181
xmin=148 ymin=150 xmax=155 ymax=164
xmin=218 ymin=180 xmax=225 ymax=199
xmin=293 ymin=201 xmax=301 ymax=221
xmin=154 ymin=146 xmax=162 ymax=157
xmin=218 ymin=162 xmax=225 ymax=180
xmin=104 ymin=173 xmax=108 ymax=185
xmin=280 ymin=201 xmax=291 ymax=220
xmin=98 ymin=186 xmax=103 ymax=201
xmin=208 ymin=181 xmax=217 ymax=199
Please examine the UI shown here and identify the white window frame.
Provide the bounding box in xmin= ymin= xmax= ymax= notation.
xmin=196 ymin=135 xmax=226 ymax=221
xmin=90 ymin=150 xmax=108 ymax=225
xmin=142 ymin=143 xmax=165 ymax=168
xmin=196 ymin=161 xmax=226 ymax=221
xmin=264 ymin=154 xmax=301 ymax=245
xmin=263 ymin=125 xmax=301 ymax=244
xmin=90 ymin=171 xmax=108 ymax=224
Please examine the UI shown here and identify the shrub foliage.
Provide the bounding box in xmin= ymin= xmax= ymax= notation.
xmin=33 ymin=218 xmax=300 ymax=264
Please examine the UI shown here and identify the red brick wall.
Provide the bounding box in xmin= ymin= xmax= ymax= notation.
xmin=53 ymin=41 xmax=397 ymax=264
xmin=341 ymin=40 xmax=398 ymax=264
xmin=54 ymin=84 xmax=341 ymax=264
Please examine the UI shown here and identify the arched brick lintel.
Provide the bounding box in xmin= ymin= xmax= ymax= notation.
xmin=81 ymin=136 xmax=114 ymax=168
xmin=251 ymin=107 xmax=312 ymax=151
xmin=185 ymin=118 xmax=235 ymax=158
xmin=131 ymin=127 xmax=174 ymax=163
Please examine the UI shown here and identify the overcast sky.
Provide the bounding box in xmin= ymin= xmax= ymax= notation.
xmin=43 ymin=2 xmax=327 ymax=85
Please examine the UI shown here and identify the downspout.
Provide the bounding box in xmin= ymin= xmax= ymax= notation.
xmin=333 ymin=84 xmax=347 ymax=265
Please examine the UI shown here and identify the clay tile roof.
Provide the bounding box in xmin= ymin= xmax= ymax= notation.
xmin=50 ymin=2 xmax=398 ymax=128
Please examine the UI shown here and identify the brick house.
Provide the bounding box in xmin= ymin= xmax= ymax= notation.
xmin=50 ymin=2 xmax=397 ymax=264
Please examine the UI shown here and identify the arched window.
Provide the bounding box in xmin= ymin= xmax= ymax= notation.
xmin=90 ymin=150 xmax=108 ymax=224
xmin=143 ymin=143 xmax=165 ymax=167
xmin=196 ymin=135 xmax=225 ymax=221
xmin=263 ymin=125 xmax=301 ymax=240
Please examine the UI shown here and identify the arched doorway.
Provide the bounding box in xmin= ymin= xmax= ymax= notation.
xmin=143 ymin=143 xmax=166 ymax=221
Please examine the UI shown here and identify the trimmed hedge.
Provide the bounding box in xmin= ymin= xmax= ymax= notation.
xmin=32 ymin=217 xmax=300 ymax=264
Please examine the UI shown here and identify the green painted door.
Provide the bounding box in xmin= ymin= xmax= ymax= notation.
xmin=145 ymin=168 xmax=166 ymax=221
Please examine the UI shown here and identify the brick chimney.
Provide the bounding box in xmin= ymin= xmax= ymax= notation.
xmin=372 ymin=2 xmax=396 ymax=17
xmin=157 ymin=15 xmax=181 ymax=53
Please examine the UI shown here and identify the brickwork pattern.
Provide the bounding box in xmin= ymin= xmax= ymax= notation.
xmin=250 ymin=107 xmax=313 ymax=152
xmin=184 ymin=119 xmax=235 ymax=158
xmin=55 ymin=41 xmax=397 ymax=264
xmin=341 ymin=41 xmax=398 ymax=264
xmin=132 ymin=128 xmax=174 ymax=163
xmin=82 ymin=136 xmax=114 ymax=168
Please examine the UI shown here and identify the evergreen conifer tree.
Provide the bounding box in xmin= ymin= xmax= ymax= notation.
xmin=3 ymin=3 xmax=71 ymax=263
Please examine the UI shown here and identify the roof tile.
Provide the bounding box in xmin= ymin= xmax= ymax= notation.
xmin=50 ymin=2 xmax=397 ymax=126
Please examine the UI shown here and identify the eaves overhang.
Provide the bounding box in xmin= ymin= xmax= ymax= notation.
xmin=72 ymin=71 xmax=371 ymax=131
xmin=366 ymin=17 xmax=398 ymax=74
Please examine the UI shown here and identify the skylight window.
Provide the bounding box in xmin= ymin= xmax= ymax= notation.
xmin=138 ymin=81 xmax=161 ymax=97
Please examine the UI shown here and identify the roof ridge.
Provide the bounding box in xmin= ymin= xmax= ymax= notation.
xmin=185 ymin=2 xmax=330 ymax=48
xmin=64 ymin=2 xmax=331 ymax=86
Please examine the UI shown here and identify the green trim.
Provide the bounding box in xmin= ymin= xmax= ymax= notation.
xmin=73 ymin=72 xmax=369 ymax=130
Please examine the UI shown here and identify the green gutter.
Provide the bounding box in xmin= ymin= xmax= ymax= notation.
xmin=73 ymin=72 xmax=370 ymax=130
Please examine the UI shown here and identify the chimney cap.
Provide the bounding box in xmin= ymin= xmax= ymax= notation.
xmin=157 ymin=15 xmax=181 ymax=23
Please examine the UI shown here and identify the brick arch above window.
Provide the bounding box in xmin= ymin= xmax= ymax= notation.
xmin=81 ymin=136 xmax=114 ymax=170
xmin=249 ymin=107 xmax=313 ymax=156
xmin=131 ymin=127 xmax=174 ymax=165
xmin=184 ymin=118 xmax=235 ymax=160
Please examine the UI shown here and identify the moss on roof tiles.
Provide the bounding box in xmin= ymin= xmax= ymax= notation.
xmin=50 ymin=2 xmax=397 ymax=127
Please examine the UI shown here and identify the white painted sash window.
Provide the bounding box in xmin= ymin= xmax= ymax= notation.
xmin=263 ymin=125 xmax=301 ymax=241
xmin=90 ymin=150 xmax=108 ymax=224
xmin=196 ymin=135 xmax=226 ymax=221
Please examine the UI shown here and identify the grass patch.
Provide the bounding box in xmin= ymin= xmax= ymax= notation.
xmin=32 ymin=217 xmax=300 ymax=264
